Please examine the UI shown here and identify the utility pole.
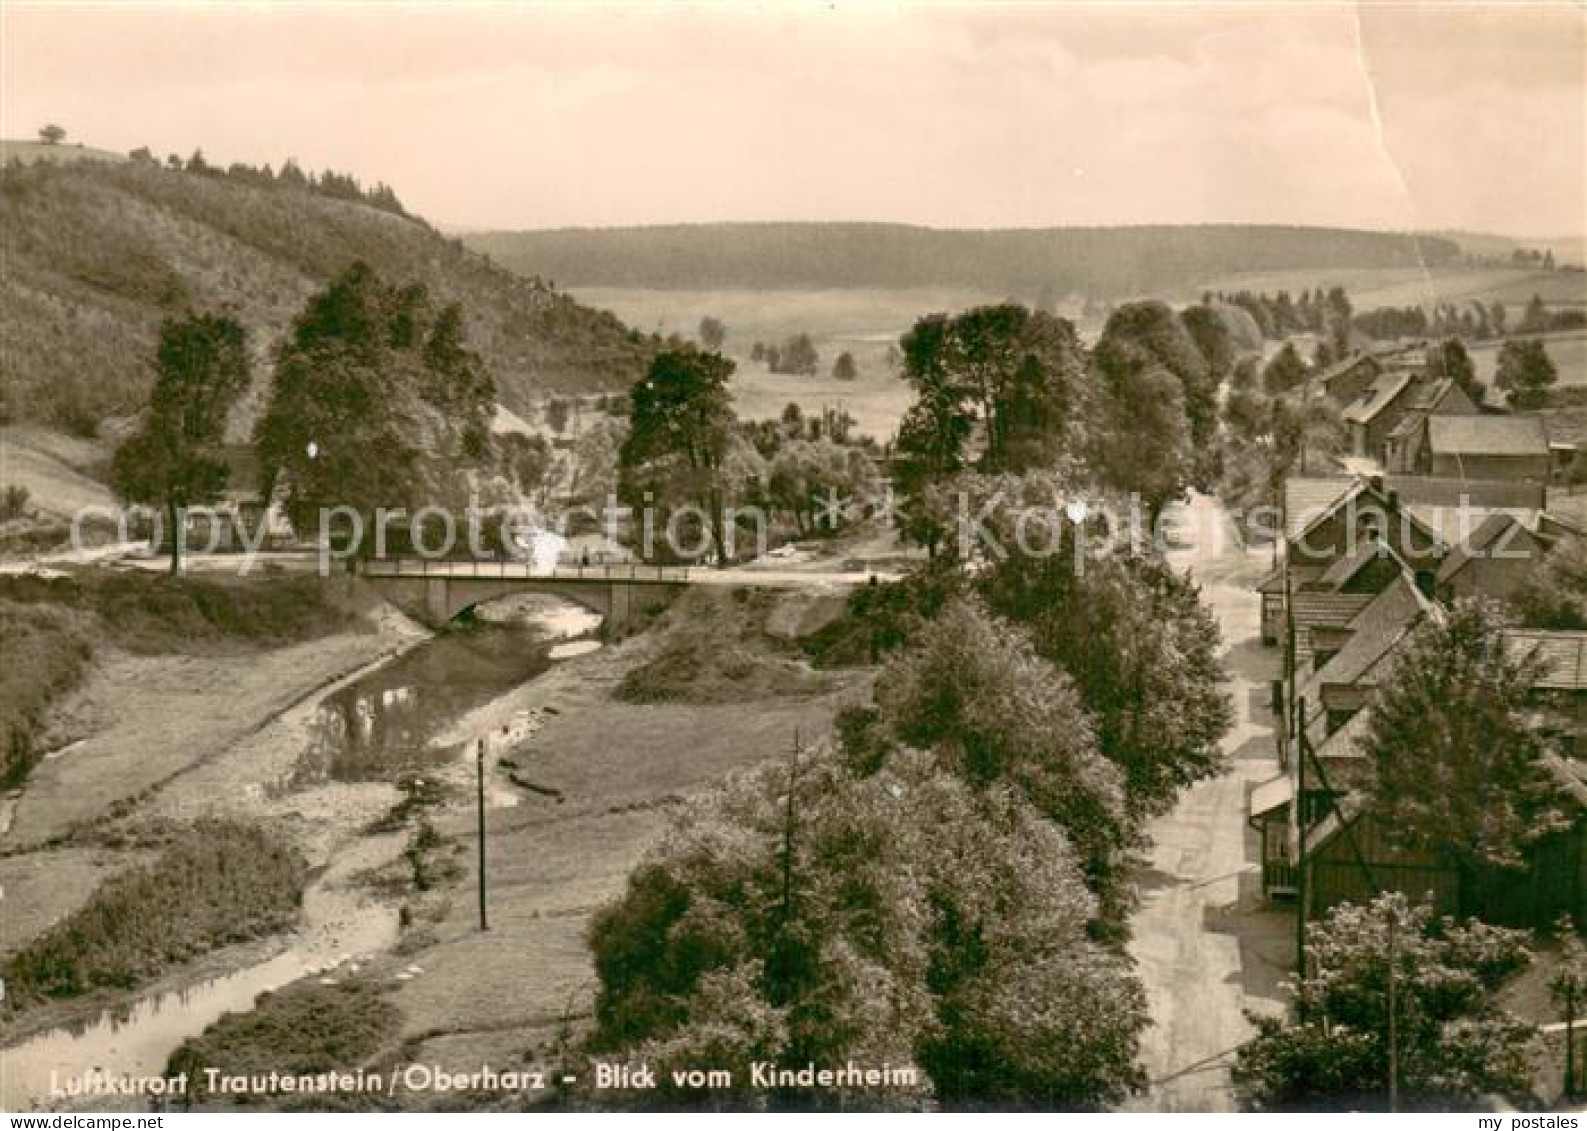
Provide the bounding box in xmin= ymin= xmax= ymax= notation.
xmin=781 ymin=728 xmax=801 ymax=924
xmin=1295 ymin=695 xmax=1308 ymax=1023
xmin=477 ymin=737 xmax=489 ymax=932
xmin=1387 ymin=904 xmax=1399 ymax=1113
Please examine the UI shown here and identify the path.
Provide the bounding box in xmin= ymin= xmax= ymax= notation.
xmin=1126 ymin=492 xmax=1294 ymax=1111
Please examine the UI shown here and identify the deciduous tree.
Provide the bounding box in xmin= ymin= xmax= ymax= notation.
xmin=111 ymin=313 xmax=250 ymax=573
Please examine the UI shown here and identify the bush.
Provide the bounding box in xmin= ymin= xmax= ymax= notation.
xmin=1 ymin=483 xmax=31 ymax=521
xmin=4 ymin=820 xmax=307 ymax=1007
xmin=167 ymin=979 xmax=401 ymax=1107
xmin=0 ymin=600 xmax=91 ymax=786
xmin=0 ymin=571 xmax=361 ymax=654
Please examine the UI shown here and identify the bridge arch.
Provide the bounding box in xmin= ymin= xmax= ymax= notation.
xmin=359 ymin=565 xmax=687 ymax=634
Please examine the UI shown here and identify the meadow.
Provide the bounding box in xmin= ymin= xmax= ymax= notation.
xmin=571 ymin=286 xmax=1008 ymax=444
xmin=1471 ymin=329 xmax=1587 ymax=390
xmin=1179 ymin=264 xmax=1585 ymax=315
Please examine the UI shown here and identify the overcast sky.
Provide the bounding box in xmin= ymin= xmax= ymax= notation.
xmin=3 ymin=2 xmax=1582 ymax=236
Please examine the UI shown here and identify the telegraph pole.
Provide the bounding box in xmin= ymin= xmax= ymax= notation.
xmin=477 ymin=737 xmax=489 ymax=932
xmin=1387 ymin=904 xmax=1399 ymax=1112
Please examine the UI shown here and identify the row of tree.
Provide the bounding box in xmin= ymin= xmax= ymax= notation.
xmin=582 ymin=297 xmax=1242 ymax=1107
xmin=111 ymin=263 xmax=498 ymax=571
xmin=126 ymin=146 xmax=409 ymax=217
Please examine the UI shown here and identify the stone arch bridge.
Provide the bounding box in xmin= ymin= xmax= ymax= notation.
xmin=359 ymin=558 xmax=692 ymax=632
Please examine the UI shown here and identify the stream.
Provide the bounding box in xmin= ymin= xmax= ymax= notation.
xmin=1 ymin=594 xmax=603 ymax=1112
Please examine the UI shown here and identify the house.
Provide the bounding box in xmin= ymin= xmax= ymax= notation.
xmin=1381 ymin=379 xmax=1480 ymax=474
xmin=1426 ymin=415 xmax=1551 ymax=482
xmin=1300 ymin=774 xmax=1587 ymax=928
xmin=1435 ymin=513 xmax=1549 ymax=602
xmin=1342 ymin=371 xmax=1420 ymax=464
xmin=1309 ymin=352 xmax=1383 ymax=407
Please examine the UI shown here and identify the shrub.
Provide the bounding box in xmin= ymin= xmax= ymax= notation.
xmin=4 ymin=821 xmax=307 ymax=1007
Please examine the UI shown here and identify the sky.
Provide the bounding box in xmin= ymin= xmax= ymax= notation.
xmin=2 ymin=2 xmax=1582 ymax=236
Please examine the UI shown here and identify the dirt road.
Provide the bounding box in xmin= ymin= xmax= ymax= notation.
xmin=1126 ymin=492 xmax=1294 ymax=1111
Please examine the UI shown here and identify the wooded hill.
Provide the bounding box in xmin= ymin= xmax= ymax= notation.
xmin=0 ymin=154 xmax=653 ymax=435
xmin=464 ymin=222 xmax=1462 ymax=297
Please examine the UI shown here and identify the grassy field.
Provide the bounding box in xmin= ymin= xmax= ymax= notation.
xmin=1472 ymin=330 xmax=1587 ymax=390
xmin=0 ymin=140 xmax=127 ymax=167
xmin=1178 ymin=265 xmax=1585 ymax=314
xmin=377 ymin=589 xmax=872 ymax=1077
xmin=571 ymin=286 xmax=1011 ymax=444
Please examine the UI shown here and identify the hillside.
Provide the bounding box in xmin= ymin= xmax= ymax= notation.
xmin=0 ymin=155 xmax=653 ymax=436
xmin=463 ymin=222 xmax=1462 ymax=298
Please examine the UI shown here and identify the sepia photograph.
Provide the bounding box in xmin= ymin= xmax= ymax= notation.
xmin=0 ymin=0 xmax=1585 ymax=1118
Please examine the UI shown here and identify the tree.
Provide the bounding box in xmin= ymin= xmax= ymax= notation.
xmin=1552 ymin=916 xmax=1587 ymax=1098
xmin=769 ymin=332 xmax=820 ymax=376
xmin=37 ymin=124 xmax=65 ymax=145
xmin=111 ymin=313 xmax=250 ymax=573
xmin=544 ymin=397 xmax=572 ymax=436
xmin=1513 ymin=536 xmax=1587 ymax=630
xmin=1425 ymin=338 xmax=1480 ymax=402
xmin=1365 ymin=600 xmax=1570 ymax=909
xmin=1234 ymin=893 xmax=1535 ymax=1110
xmin=1490 ymin=301 xmax=1507 ymax=336
xmin=1324 ymin=285 xmax=1354 ymax=358
xmin=1261 ymin=342 xmax=1308 ymax=395
xmin=1521 ymin=294 xmax=1551 ymax=335
xmin=422 ymin=303 xmax=495 ymax=459
xmin=619 ymin=348 xmax=739 ymax=565
xmin=870 ymin=598 xmax=1131 ymax=901
xmin=254 ymin=263 xmax=493 ymax=540
xmin=1180 ymin=303 xmax=1236 ymax=380
xmin=587 ymin=741 xmax=1146 ymax=1110
xmin=1495 ymin=338 xmax=1557 ymax=408
xmin=497 ymin=432 xmax=553 ymax=502
xmin=832 ymin=351 xmax=857 ymax=380
xmin=698 ymin=316 xmax=726 ymax=351
xmin=1093 ymin=363 xmax=1192 ymax=526
xmin=981 ymin=547 xmax=1232 ymax=827
xmin=1095 ymin=301 xmax=1217 ymax=479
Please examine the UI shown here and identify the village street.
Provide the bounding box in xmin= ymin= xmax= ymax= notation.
xmin=1126 ymin=492 xmax=1296 ymax=1111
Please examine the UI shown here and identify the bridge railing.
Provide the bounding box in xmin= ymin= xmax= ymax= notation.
xmin=359 ymin=557 xmax=690 ymax=583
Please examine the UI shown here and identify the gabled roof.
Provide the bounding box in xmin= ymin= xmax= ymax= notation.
xmin=1505 ymin=630 xmax=1587 ymax=691
xmin=1284 ymin=476 xmax=1359 ymax=539
xmin=1427 ymin=415 xmax=1549 ymax=458
xmin=1342 ymin=371 xmax=1415 ymax=425
xmin=1314 ymin=705 xmax=1375 ymax=763
xmin=1286 ymin=474 xmax=1448 ymax=555
xmin=1435 ymin=513 xmax=1544 ymax=583
xmin=1316 ymin=573 xmax=1429 ymax=688
xmin=1312 ymin=351 xmax=1380 ymax=391
xmin=1318 ymin=541 xmax=1392 ymax=589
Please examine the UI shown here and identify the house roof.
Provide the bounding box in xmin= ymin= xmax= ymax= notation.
xmin=1317 ymin=541 xmax=1391 ymax=589
xmin=1316 ymin=573 xmax=1428 ymax=688
xmin=1249 ymin=774 xmax=1294 ymax=820
xmin=1342 ymin=371 xmax=1415 ymax=425
xmin=1311 ymin=352 xmax=1379 ymax=393
xmin=1290 ymin=591 xmax=1376 ymax=630
xmin=1314 ymin=705 xmax=1375 ymax=763
xmin=1505 ymin=630 xmax=1587 ymax=691
xmin=1284 ymin=476 xmax=1359 ymax=539
xmin=1427 ymin=415 xmax=1549 ymax=458
xmin=1435 ymin=513 xmax=1544 ymax=582
xmin=1386 ymin=475 xmax=1547 ymax=511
